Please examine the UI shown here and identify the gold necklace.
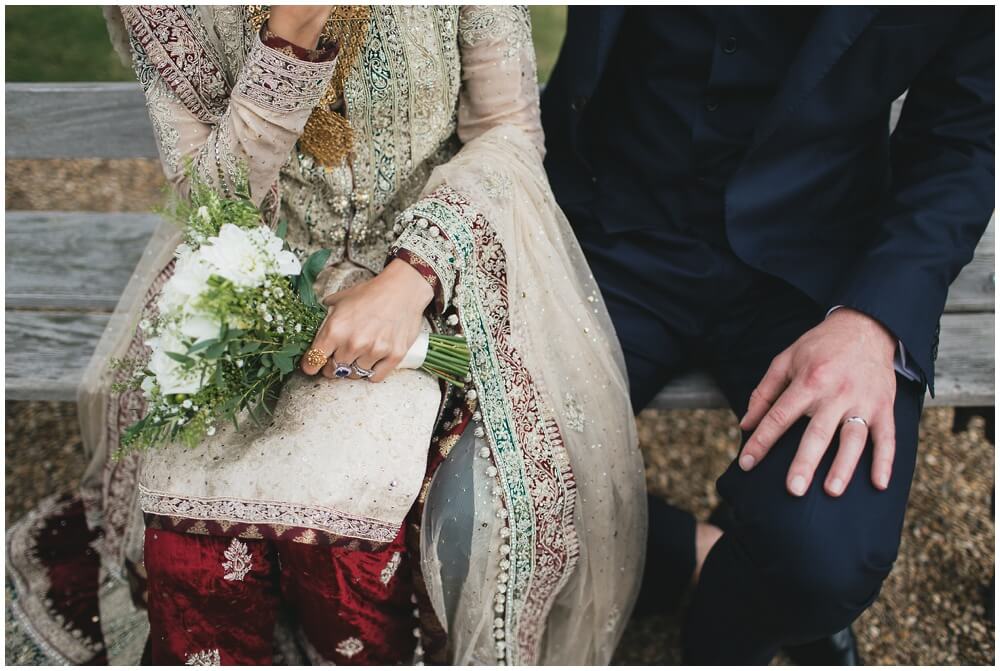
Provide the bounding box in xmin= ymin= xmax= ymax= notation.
xmin=247 ymin=5 xmax=370 ymax=167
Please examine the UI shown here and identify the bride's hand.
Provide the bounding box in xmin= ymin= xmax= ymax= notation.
xmin=268 ymin=5 xmax=334 ymax=50
xmin=300 ymin=259 xmax=435 ymax=383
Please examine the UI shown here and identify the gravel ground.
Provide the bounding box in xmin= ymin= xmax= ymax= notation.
xmin=6 ymin=159 xmax=165 ymax=212
xmin=4 ymin=402 xmax=994 ymax=664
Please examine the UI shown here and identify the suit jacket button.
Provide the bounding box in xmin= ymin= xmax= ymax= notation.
xmin=570 ymin=95 xmax=589 ymax=112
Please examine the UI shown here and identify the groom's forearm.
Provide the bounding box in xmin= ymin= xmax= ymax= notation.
xmin=831 ymin=7 xmax=993 ymax=390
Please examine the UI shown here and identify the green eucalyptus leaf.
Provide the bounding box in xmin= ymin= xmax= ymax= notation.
xmin=187 ymin=338 xmax=219 ymax=354
xmin=298 ymin=248 xmax=332 ymax=309
xmin=165 ymin=351 xmax=195 ymax=365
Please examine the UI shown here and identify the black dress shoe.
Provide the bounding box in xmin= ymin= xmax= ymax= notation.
xmin=706 ymin=503 xmax=863 ymax=666
xmin=784 ymin=626 xmax=862 ymax=666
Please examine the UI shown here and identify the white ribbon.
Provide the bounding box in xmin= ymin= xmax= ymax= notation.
xmin=399 ymin=331 xmax=430 ymax=370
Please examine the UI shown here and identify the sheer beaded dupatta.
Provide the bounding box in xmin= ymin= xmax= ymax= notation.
xmin=407 ymin=124 xmax=647 ymax=665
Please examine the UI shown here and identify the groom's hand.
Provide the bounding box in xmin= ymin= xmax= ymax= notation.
xmin=738 ymin=308 xmax=898 ymax=498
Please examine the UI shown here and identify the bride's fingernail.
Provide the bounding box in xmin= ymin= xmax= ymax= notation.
xmin=789 ymin=475 xmax=807 ymax=496
xmin=738 ymin=453 xmax=756 ymax=471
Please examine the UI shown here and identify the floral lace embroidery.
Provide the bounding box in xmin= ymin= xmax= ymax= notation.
xmin=233 ymin=34 xmax=338 ymax=113
xmin=221 ymin=538 xmax=253 ymax=582
xmin=185 ymin=648 xmax=221 ymax=665
xmin=6 ymin=495 xmax=105 ymax=664
xmin=379 ymin=551 xmax=403 ymax=585
xmin=89 ymin=260 xmax=176 ymax=577
xmin=458 ymin=5 xmax=532 ymax=61
xmin=137 ymin=485 xmax=399 ymax=544
xmin=390 ymin=209 xmax=458 ymax=312
xmin=335 ymin=637 xmax=364 ymax=659
xmin=563 ymin=393 xmax=586 ymax=433
xmin=122 ymin=6 xmax=228 ymax=123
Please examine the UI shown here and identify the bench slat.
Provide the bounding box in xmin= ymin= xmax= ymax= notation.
xmin=5 ymin=212 xmax=163 ymax=311
xmin=5 ymin=310 xmax=992 ymax=407
xmin=5 ymin=211 xmax=993 ymax=313
xmin=6 ymin=83 xmax=157 ymax=159
xmin=5 ymin=311 xmax=110 ymax=402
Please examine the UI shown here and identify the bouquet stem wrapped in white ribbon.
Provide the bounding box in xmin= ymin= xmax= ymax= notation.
xmin=113 ymin=178 xmax=469 ymax=456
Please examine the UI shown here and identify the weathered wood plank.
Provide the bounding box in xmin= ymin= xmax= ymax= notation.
xmin=5 ymin=212 xmax=164 ymax=311
xmin=0 ymin=86 xmax=904 ymax=159
xmin=5 ymin=310 xmax=992 ymax=406
xmin=946 ymin=216 xmax=994 ymax=313
xmin=930 ymin=312 xmax=995 ymax=408
xmin=5 ymin=83 xmax=157 ymax=159
xmin=5 ymin=311 xmax=110 ymax=402
xmin=5 ymin=212 xmax=992 ymax=313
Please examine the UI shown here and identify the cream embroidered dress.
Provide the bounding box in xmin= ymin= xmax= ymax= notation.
xmin=12 ymin=5 xmax=646 ymax=666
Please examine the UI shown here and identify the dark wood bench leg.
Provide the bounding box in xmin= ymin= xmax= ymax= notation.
xmin=952 ymin=407 xmax=995 ymax=623
xmin=951 ymin=406 xmax=994 ymax=444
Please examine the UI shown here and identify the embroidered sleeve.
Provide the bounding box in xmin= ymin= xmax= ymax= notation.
xmin=384 ymin=6 xmax=542 ymax=315
xmin=120 ymin=7 xmax=338 ymax=210
xmin=261 ymin=26 xmax=338 ymax=63
xmin=456 ymin=6 xmax=544 ymax=157
xmin=387 ymin=207 xmax=460 ymax=316
xmin=234 ymin=30 xmax=338 ymax=114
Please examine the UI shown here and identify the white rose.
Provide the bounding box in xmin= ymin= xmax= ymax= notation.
xmin=159 ymin=249 xmax=213 ymax=314
xmin=145 ymin=329 xmax=210 ymax=395
xmin=198 ymin=224 xmax=273 ymax=287
xmin=246 ymin=226 xmax=301 ymax=277
xmin=178 ymin=310 xmax=219 ymax=343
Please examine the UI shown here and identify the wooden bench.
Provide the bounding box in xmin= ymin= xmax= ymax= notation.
xmin=5 ymin=82 xmax=995 ymax=412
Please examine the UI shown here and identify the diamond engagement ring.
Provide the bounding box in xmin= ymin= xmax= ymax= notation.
xmin=351 ymin=363 xmax=375 ymax=379
xmin=304 ymin=348 xmax=329 ymax=368
xmin=844 ymin=416 xmax=869 ymax=428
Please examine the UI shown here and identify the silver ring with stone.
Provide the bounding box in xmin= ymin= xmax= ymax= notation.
xmin=352 ymin=363 xmax=374 ymax=379
xmin=844 ymin=416 xmax=868 ymax=428
xmin=333 ymin=362 xmax=353 ymax=379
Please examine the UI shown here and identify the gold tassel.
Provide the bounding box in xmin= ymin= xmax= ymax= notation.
xmin=247 ymin=5 xmax=370 ymax=168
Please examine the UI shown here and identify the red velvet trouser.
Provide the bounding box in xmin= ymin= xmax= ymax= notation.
xmin=144 ymin=527 xmax=417 ymax=665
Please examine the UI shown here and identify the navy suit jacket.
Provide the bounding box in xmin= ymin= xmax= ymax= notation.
xmin=541 ymin=6 xmax=994 ymax=393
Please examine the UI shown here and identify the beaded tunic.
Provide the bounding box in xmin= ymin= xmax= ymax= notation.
xmin=123 ymin=5 xmax=538 ymax=273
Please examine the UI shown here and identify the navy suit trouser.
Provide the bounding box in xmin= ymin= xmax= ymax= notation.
xmin=566 ymin=206 xmax=925 ymax=664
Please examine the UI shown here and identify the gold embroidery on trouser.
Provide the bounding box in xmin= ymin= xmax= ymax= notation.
xmin=247 ymin=5 xmax=370 ymax=167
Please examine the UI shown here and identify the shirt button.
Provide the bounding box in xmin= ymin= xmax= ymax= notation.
xmin=705 ymin=97 xmax=720 ymax=112
xmin=723 ymin=36 xmax=738 ymax=54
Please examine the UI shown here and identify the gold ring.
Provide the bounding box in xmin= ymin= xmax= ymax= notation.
xmin=304 ymin=348 xmax=329 ymax=368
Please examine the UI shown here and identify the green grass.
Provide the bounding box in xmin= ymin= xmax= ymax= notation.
xmin=5 ymin=5 xmax=566 ymax=83
xmin=529 ymin=5 xmax=567 ymax=83
xmin=5 ymin=6 xmax=133 ymax=81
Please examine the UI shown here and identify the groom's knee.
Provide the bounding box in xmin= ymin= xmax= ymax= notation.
xmin=726 ymin=489 xmax=899 ymax=641
xmin=771 ymin=524 xmax=892 ymax=640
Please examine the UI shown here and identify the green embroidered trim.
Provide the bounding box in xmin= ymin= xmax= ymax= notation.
xmin=407 ymin=189 xmax=579 ymax=665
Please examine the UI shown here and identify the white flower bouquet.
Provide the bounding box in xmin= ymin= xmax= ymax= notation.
xmin=113 ymin=178 xmax=469 ymax=456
